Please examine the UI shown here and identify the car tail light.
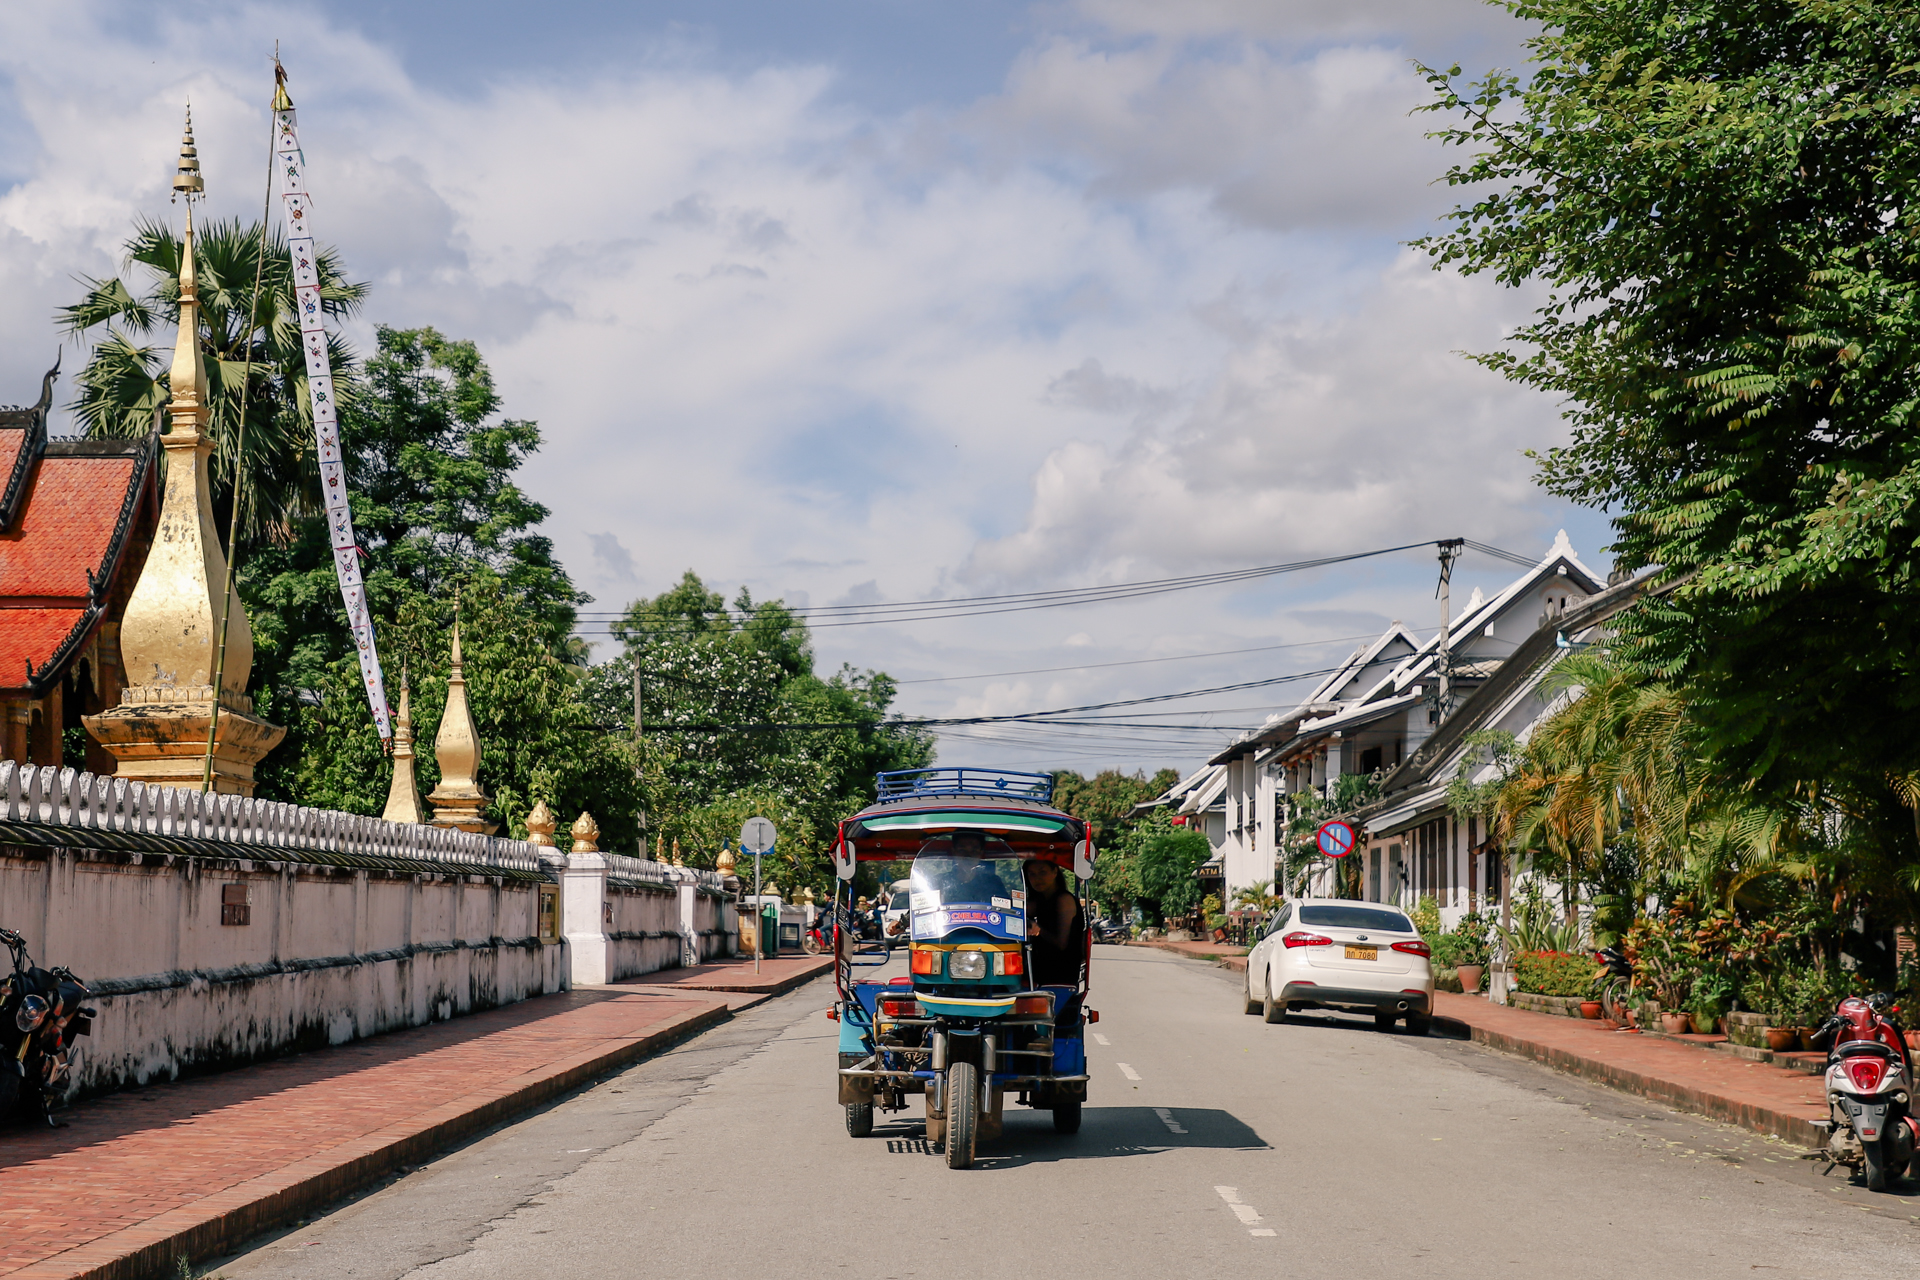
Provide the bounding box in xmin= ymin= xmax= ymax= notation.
xmin=879 ymin=998 xmax=921 ymax=1018
xmin=909 ymin=948 xmax=940 ymax=976
xmin=1281 ymin=931 xmax=1334 ymax=948
xmin=1391 ymin=940 xmax=1431 ymax=957
xmin=997 ymin=951 xmax=1025 ymax=976
xmin=1014 ymin=994 xmax=1052 ymax=1016
xmin=1847 ymin=1058 xmax=1887 ymax=1091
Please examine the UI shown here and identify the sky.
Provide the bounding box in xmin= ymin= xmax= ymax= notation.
xmin=0 ymin=0 xmax=1610 ymax=777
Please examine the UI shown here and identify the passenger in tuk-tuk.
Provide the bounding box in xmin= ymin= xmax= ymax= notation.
xmin=1022 ymin=858 xmax=1083 ymax=988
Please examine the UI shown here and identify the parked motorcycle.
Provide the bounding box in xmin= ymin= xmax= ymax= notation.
xmin=0 ymin=927 xmax=94 ymax=1126
xmin=1811 ymin=991 xmax=1916 ymax=1191
xmin=1092 ymin=916 xmax=1130 ymax=945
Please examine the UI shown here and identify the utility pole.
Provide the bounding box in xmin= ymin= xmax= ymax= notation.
xmin=1435 ymin=538 xmax=1464 ymax=721
xmin=632 ymin=644 xmax=646 ymax=857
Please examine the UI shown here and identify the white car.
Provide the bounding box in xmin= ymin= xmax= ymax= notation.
xmin=1242 ymin=898 xmax=1435 ymax=1034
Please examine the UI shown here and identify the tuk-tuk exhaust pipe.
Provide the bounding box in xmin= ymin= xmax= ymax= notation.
xmin=931 ymin=1031 xmax=947 ymax=1071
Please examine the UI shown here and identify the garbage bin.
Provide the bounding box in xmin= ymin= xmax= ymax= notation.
xmin=762 ymin=902 xmax=780 ymax=956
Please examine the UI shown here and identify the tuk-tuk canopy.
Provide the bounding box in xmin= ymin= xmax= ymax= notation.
xmin=835 ymin=768 xmax=1092 ymax=874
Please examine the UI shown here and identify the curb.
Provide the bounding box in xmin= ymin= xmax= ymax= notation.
xmin=24 ymin=1001 xmax=732 ymax=1280
xmin=1446 ymin=1015 xmax=1824 ymax=1149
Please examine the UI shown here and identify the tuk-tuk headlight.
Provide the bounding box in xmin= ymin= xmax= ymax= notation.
xmin=950 ymin=951 xmax=988 ymax=980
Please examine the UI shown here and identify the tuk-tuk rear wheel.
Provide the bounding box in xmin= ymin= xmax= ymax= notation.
xmin=846 ymin=1101 xmax=874 ymax=1137
xmin=945 ymin=1061 xmax=978 ymax=1169
xmin=1052 ymin=1100 xmax=1082 ymax=1134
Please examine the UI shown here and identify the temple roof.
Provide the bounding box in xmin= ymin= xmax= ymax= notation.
xmin=0 ymin=364 xmax=157 ymax=695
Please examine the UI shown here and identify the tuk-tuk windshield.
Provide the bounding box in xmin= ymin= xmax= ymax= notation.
xmin=908 ymin=855 xmax=1028 ymax=943
xmin=909 ymin=856 xmax=1025 ymax=912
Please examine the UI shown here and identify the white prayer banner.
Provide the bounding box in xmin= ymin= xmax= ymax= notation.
xmin=274 ymin=98 xmax=392 ymax=742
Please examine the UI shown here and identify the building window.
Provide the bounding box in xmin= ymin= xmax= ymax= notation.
xmin=1359 ymin=746 xmax=1382 ymax=774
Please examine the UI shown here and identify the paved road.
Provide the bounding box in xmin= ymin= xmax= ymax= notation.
xmin=212 ymin=948 xmax=1916 ymax=1279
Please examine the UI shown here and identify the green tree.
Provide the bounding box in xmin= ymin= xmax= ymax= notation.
xmin=293 ymin=575 xmax=641 ymax=845
xmin=59 ymin=217 xmax=367 ymax=548
xmin=1415 ymin=0 xmax=1920 ymax=856
xmin=1051 ymin=768 xmax=1181 ymax=854
xmin=245 ymin=328 xmax=589 ymax=806
xmin=582 ymin=572 xmax=933 ymax=889
xmin=1131 ymin=814 xmax=1215 ymax=924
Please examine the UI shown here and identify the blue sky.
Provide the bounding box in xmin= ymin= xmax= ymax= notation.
xmin=0 ymin=0 xmax=1611 ymax=773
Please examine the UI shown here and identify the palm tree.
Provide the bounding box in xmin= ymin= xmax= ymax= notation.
xmin=59 ymin=216 xmax=368 ymax=551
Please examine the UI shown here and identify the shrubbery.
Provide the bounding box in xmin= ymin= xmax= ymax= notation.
xmin=1514 ymin=950 xmax=1597 ymax=998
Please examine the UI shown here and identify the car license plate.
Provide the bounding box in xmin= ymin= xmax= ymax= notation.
xmin=1345 ymin=944 xmax=1377 ymax=961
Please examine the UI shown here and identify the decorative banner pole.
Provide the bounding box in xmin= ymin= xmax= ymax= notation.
xmin=271 ymin=62 xmax=392 ymax=743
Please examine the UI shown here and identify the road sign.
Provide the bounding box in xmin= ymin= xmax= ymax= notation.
xmin=1315 ymin=819 xmax=1356 ymax=859
xmin=740 ymin=817 xmax=777 ymax=854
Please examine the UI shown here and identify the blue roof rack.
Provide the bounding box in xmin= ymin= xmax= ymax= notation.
xmin=874 ymin=767 xmax=1055 ymax=804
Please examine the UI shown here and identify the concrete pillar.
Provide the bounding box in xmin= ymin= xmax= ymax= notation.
xmin=561 ymin=811 xmax=610 ymax=986
xmin=676 ymin=873 xmax=700 ymax=968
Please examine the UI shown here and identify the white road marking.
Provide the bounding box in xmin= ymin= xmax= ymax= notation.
xmin=1152 ymin=1107 xmax=1186 ymax=1134
xmin=1092 ymin=1033 xmax=1111 ymax=1046
xmin=1214 ymin=1185 xmax=1270 ymax=1235
xmin=1117 ymin=1062 xmax=1141 ymax=1081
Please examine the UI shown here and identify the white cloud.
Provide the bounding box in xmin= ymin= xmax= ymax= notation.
xmin=0 ymin=0 xmax=1598 ymax=774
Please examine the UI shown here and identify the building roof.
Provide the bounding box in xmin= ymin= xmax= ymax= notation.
xmin=0 ymin=365 xmax=157 ymax=695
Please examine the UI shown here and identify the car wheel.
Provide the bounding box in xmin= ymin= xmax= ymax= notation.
xmin=1405 ymin=1012 xmax=1432 ymax=1037
xmin=1262 ymin=974 xmax=1286 ymax=1024
xmin=846 ymin=1101 xmax=874 ymax=1137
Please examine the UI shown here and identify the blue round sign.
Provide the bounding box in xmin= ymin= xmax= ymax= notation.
xmin=1316 ymin=819 xmax=1356 ymax=859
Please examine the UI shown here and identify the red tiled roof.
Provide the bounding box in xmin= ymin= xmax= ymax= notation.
xmin=0 ymin=608 xmax=89 ymax=686
xmin=0 ymin=454 xmax=138 ymax=598
xmin=0 ymin=430 xmax=23 ymax=497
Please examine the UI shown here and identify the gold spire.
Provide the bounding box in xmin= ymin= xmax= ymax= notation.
xmin=570 ymin=811 xmax=601 ymax=854
xmin=427 ymin=597 xmax=497 ymax=834
xmin=82 ymin=107 xmax=284 ymax=794
xmin=716 ymin=844 xmax=736 ymax=876
xmin=524 ymin=799 xmax=557 ymax=847
xmin=381 ymin=665 xmax=422 ymax=823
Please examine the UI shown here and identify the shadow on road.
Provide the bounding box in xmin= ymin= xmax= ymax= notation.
xmin=1261 ymin=1007 xmax=1469 ymax=1041
xmin=867 ymin=1105 xmax=1268 ymax=1167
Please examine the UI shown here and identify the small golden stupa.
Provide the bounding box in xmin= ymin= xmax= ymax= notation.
xmin=380 ymin=665 xmax=422 ymax=823
xmin=426 ymin=603 xmax=496 ymax=834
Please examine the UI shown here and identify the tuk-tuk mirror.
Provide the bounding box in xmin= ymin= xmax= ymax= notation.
xmin=834 ymin=835 xmax=857 ymax=881
xmin=1073 ymin=833 xmax=1095 ymax=881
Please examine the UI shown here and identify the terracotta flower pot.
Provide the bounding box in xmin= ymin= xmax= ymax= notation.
xmin=1456 ymin=964 xmax=1484 ymax=994
xmin=1660 ymin=1011 xmax=1692 ymax=1035
xmin=1579 ymin=1000 xmax=1603 ymax=1019
xmin=1763 ymin=1026 xmax=1797 ymax=1052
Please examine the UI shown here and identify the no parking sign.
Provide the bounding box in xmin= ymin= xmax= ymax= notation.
xmin=1315 ymin=819 xmax=1356 ymax=859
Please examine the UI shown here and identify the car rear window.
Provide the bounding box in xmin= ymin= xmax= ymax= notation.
xmin=1297 ymin=904 xmax=1414 ymax=932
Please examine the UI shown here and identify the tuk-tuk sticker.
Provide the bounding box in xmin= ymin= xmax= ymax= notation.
xmin=1012 ymin=890 xmax=1026 ymax=905
xmin=992 ymin=897 xmax=1011 ymax=909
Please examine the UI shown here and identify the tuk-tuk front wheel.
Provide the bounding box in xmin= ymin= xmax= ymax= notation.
xmin=1052 ymin=1100 xmax=1081 ymax=1134
xmin=945 ymin=1061 xmax=978 ymax=1169
xmin=846 ymin=1101 xmax=874 ymax=1137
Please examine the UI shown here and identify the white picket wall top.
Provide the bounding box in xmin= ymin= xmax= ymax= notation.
xmin=602 ymin=851 xmax=724 ymax=892
xmin=0 ymin=759 xmax=550 ymax=874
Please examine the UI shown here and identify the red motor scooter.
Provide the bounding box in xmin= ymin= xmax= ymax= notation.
xmin=1815 ymin=992 xmax=1917 ymax=1191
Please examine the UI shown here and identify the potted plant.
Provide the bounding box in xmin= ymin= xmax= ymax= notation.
xmin=1450 ymin=912 xmax=1492 ymax=995
xmin=1635 ymin=934 xmax=1695 ymax=1035
xmin=1688 ymin=971 xmax=1734 ymax=1037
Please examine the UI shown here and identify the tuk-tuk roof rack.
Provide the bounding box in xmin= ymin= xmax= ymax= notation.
xmin=874 ymin=767 xmax=1054 ymax=804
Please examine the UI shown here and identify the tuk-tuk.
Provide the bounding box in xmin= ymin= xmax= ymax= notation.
xmin=831 ymin=767 xmax=1095 ymax=1169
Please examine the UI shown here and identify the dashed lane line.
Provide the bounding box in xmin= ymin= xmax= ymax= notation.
xmin=1117 ymin=1062 xmax=1142 ymax=1081
xmin=1214 ymin=1186 xmax=1274 ymax=1237
xmin=1153 ymin=1108 xmax=1186 ymax=1134
xmin=1093 ymin=1033 xmax=1111 ymax=1046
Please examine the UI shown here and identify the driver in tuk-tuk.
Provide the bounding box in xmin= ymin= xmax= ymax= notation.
xmin=932 ymin=832 xmax=1007 ymax=903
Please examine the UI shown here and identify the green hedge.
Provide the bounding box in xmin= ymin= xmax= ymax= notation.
xmin=1514 ymin=950 xmax=1596 ymax=998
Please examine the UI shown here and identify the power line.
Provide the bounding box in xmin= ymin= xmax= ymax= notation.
xmin=575 ymin=538 xmax=1534 ymax=634
xmin=892 ymin=633 xmax=1382 ymax=685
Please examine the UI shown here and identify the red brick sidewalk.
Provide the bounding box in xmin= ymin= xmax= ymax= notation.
xmin=0 ymin=989 xmax=729 ymax=1280
xmin=616 ymin=953 xmax=833 ymax=998
xmin=1433 ymin=991 xmax=1830 ymax=1147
